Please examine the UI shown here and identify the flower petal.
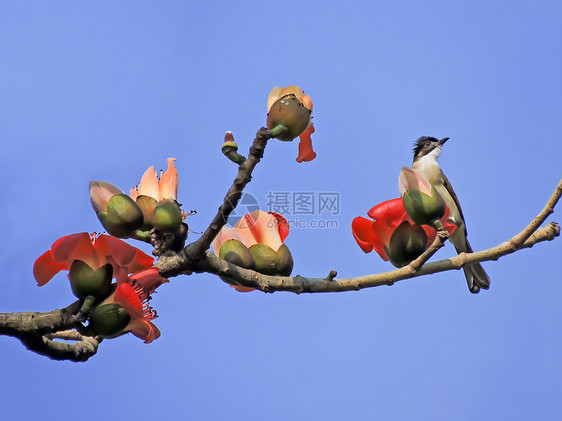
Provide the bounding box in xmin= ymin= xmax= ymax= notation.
xmin=211 ymin=226 xmax=243 ymax=255
xmin=296 ymin=122 xmax=316 ymax=163
xmin=136 ymin=165 xmax=160 ymax=201
xmin=51 ymin=233 xmax=99 ymax=269
xmin=33 ymin=250 xmax=70 ymax=286
xmin=268 ymin=212 xmax=290 ymax=243
xmin=367 ymin=198 xmax=407 ymax=229
xmin=235 ymin=210 xmax=283 ymax=251
xmin=351 ymin=217 xmax=377 ymax=254
xmin=399 ymin=167 xmax=432 ymax=196
xmin=129 ymin=268 xmax=168 ymax=295
xmin=130 ymin=319 xmax=161 ymax=344
xmin=113 ymin=283 xmax=144 ymax=318
xmin=159 ymin=158 xmax=178 ymax=201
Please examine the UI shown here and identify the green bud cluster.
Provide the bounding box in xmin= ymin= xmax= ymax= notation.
xmin=219 ymin=239 xmax=294 ymax=277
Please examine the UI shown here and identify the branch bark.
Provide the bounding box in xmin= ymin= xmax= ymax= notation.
xmin=157 ymin=177 xmax=562 ymax=293
xmin=0 ymin=301 xmax=100 ymax=362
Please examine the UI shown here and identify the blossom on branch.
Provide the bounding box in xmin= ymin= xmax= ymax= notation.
xmin=129 ymin=157 xmax=184 ymax=233
xmin=267 ymin=85 xmax=316 ymax=162
xmin=89 ymin=268 xmax=166 ymax=343
xmin=33 ymin=232 xmax=155 ymax=287
xmin=211 ymin=210 xmax=293 ymax=292
xmin=352 ymin=198 xmax=456 ymax=267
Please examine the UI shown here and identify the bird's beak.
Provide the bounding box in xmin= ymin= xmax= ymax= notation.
xmin=438 ymin=137 xmax=449 ymax=146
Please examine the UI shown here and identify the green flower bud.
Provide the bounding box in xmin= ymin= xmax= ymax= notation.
xmin=68 ymin=260 xmax=113 ymax=299
xmin=267 ymin=95 xmax=311 ymax=141
xmin=276 ymin=244 xmax=294 ymax=276
xmin=89 ymin=303 xmax=131 ymax=338
xmin=152 ymin=200 xmax=183 ymax=232
xmin=249 ymin=243 xmax=280 ymax=275
xmin=97 ymin=194 xmax=144 ymax=238
xmin=385 ymin=221 xmax=428 ymax=268
xmin=219 ymin=239 xmax=255 ymax=269
xmin=402 ymin=186 xmax=446 ymax=226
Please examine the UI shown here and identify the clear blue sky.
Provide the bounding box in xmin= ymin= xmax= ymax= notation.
xmin=1 ymin=1 xmax=561 ymax=420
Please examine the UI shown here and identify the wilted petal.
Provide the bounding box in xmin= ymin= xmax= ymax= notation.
xmin=267 ymin=85 xmax=307 ymax=112
xmin=296 ymin=122 xmax=316 ymax=163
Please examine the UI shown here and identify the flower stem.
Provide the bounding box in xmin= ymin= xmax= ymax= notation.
xmin=268 ymin=124 xmax=290 ymax=139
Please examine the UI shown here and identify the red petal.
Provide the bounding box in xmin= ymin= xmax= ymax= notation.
xmin=268 ymin=211 xmax=290 ymax=243
xmin=231 ymin=284 xmax=256 ymax=293
xmin=51 ymin=233 xmax=99 ymax=269
xmin=113 ymin=283 xmax=143 ymax=318
xmin=296 ymin=123 xmax=316 ymax=163
xmin=129 ymin=268 xmax=168 ymax=295
xmin=131 ymin=319 xmax=161 ymax=344
xmin=94 ymin=235 xmax=138 ymax=267
xmin=367 ymin=198 xmax=407 ymax=229
xmin=351 ymin=217 xmax=376 ymax=254
xmin=33 ymin=250 xmax=70 ymax=286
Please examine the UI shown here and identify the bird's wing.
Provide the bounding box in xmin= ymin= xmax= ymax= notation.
xmin=441 ymin=171 xmax=468 ymax=237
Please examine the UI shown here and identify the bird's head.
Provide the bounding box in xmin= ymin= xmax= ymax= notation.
xmin=412 ymin=136 xmax=449 ymax=162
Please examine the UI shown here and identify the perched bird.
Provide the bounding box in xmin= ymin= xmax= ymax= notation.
xmin=411 ymin=136 xmax=491 ymax=293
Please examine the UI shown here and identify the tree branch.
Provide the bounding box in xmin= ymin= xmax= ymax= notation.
xmin=0 ymin=301 xmax=99 ymax=362
xmin=158 ymin=177 xmax=562 ymax=293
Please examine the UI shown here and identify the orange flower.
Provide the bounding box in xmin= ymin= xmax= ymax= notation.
xmin=130 ymin=157 xmax=178 ymax=202
xmin=33 ymin=232 xmax=155 ymax=287
xmin=267 ymin=85 xmax=316 ymax=162
xmin=211 ymin=210 xmax=292 ymax=292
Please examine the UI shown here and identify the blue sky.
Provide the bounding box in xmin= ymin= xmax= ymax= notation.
xmin=1 ymin=1 xmax=561 ymax=419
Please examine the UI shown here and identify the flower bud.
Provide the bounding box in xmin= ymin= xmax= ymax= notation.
xmin=152 ymin=200 xmax=183 ymax=232
xmin=249 ymin=243 xmax=280 ymax=275
xmin=91 ymin=181 xmax=144 ymax=237
xmin=68 ymin=260 xmax=113 ymax=299
xmin=267 ymin=95 xmax=312 ymax=141
xmin=385 ymin=221 xmax=428 ymax=268
xmin=399 ymin=167 xmax=446 ymax=226
xmin=276 ymin=244 xmax=294 ymax=276
xmin=219 ymin=239 xmax=255 ymax=269
xmin=89 ymin=303 xmax=131 ymax=337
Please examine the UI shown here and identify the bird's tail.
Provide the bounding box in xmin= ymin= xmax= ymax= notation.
xmin=455 ymin=240 xmax=491 ymax=294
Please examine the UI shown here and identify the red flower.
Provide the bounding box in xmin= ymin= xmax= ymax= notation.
xmin=33 ymin=232 xmax=155 ymax=287
xmin=93 ymin=268 xmax=167 ymax=343
xmin=352 ymin=198 xmax=456 ymax=265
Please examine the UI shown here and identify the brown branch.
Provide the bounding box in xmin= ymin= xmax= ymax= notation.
xmin=0 ymin=301 xmax=100 ymax=362
xmin=158 ymin=178 xmax=562 ymax=293
xmin=179 ymin=127 xmax=273 ymax=265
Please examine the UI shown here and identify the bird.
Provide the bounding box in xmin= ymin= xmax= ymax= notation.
xmin=411 ymin=136 xmax=491 ymax=293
